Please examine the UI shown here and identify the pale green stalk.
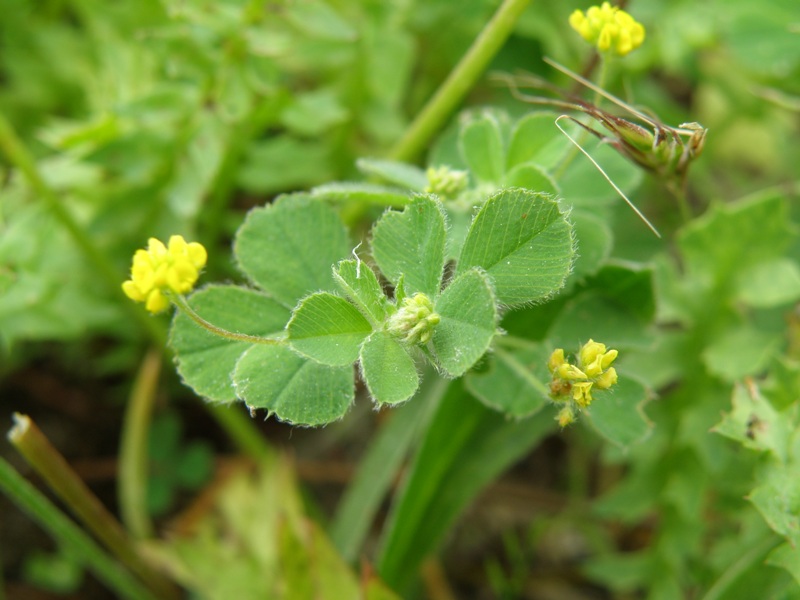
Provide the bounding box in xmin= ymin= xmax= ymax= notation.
xmin=119 ymin=349 xmax=161 ymax=540
xmin=170 ymin=293 xmax=284 ymax=345
xmin=8 ymin=414 xmax=180 ymax=599
xmin=389 ymin=0 xmax=532 ymax=162
xmin=0 ymin=457 xmax=156 ymax=600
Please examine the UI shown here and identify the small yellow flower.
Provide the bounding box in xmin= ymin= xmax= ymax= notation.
xmin=594 ymin=366 xmax=618 ymax=390
xmin=122 ymin=235 xmax=207 ymax=314
xmin=547 ymin=339 xmax=619 ymax=425
xmin=547 ymin=348 xmax=566 ymax=374
xmin=569 ymin=2 xmax=645 ymax=56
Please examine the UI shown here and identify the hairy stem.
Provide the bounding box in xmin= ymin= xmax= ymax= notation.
xmin=170 ymin=293 xmax=284 ymax=345
xmin=388 ymin=0 xmax=532 ymax=162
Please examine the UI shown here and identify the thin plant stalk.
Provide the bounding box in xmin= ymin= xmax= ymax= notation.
xmin=388 ymin=0 xmax=532 ymax=162
xmin=8 ymin=414 xmax=180 ymax=600
xmin=0 ymin=457 xmax=156 ymax=600
xmin=170 ymin=293 xmax=283 ymax=345
xmin=119 ymin=349 xmax=162 ymax=540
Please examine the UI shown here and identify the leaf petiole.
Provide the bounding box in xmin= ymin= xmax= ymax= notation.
xmin=170 ymin=293 xmax=284 ymax=345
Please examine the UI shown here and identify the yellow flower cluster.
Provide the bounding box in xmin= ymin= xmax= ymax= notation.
xmin=547 ymin=340 xmax=618 ymax=426
xmin=569 ymin=2 xmax=645 ymax=56
xmin=122 ymin=235 xmax=207 ymax=314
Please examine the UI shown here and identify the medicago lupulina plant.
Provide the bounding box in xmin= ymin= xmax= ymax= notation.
xmin=125 ymin=186 xmax=596 ymax=426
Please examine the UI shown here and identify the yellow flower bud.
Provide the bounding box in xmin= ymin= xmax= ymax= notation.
xmin=122 ymin=235 xmax=207 ymax=314
xmin=547 ymin=348 xmax=566 ymax=374
xmin=594 ymin=366 xmax=618 ymax=390
xmin=569 ymin=2 xmax=645 ymax=57
xmin=557 ymin=406 xmax=576 ymax=427
xmin=572 ymin=381 xmax=594 ymax=407
xmin=558 ymin=363 xmax=588 ymax=382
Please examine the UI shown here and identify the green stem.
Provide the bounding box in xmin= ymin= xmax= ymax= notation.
xmin=388 ymin=0 xmax=532 ymax=162
xmin=8 ymin=414 xmax=180 ymax=600
xmin=700 ymin=533 xmax=779 ymax=600
xmin=0 ymin=113 xmax=167 ymax=347
xmin=119 ymin=349 xmax=161 ymax=540
xmin=170 ymin=293 xmax=283 ymax=345
xmin=0 ymin=457 xmax=156 ymax=600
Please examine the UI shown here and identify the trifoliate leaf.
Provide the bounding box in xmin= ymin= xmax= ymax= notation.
xmin=457 ymin=188 xmax=574 ymax=307
xmin=587 ymin=374 xmax=651 ymax=449
xmin=431 ymin=268 xmax=498 ymax=377
xmin=359 ymin=331 xmax=419 ymax=405
xmin=458 ymin=112 xmax=506 ymax=184
xmin=371 ymin=195 xmax=446 ymax=298
xmin=333 ymin=259 xmax=392 ymax=325
xmin=234 ymin=194 xmax=350 ymax=308
xmin=465 ymin=344 xmax=551 ymax=418
xmin=287 ymin=293 xmax=372 ymax=366
xmin=170 ymin=285 xmax=290 ymax=403
xmin=234 ymin=345 xmax=354 ymax=426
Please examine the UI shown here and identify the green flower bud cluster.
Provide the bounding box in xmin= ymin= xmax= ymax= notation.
xmin=387 ymin=292 xmax=440 ymax=345
xmin=547 ymin=339 xmax=618 ymax=426
xmin=424 ymin=165 xmax=468 ymax=199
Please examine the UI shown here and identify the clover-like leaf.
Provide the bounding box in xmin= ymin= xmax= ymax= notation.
xmin=457 ymin=188 xmax=574 ymax=307
xmin=170 ymin=285 xmax=290 ymax=403
xmin=586 ymin=374 xmax=651 ymax=449
xmin=458 ymin=112 xmax=506 ymax=184
xmin=234 ymin=194 xmax=350 ymax=308
xmin=234 ymin=345 xmax=354 ymax=426
xmin=333 ymin=259 xmax=392 ymax=325
xmin=287 ymin=293 xmax=372 ymax=366
xmin=359 ymin=331 xmax=419 ymax=405
xmin=431 ymin=268 xmax=498 ymax=377
xmin=465 ymin=344 xmax=551 ymax=418
xmin=371 ymin=195 xmax=446 ymax=297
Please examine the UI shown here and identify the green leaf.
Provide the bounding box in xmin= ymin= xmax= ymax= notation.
xmin=333 ymin=259 xmax=392 ymax=325
xmin=505 ymin=163 xmax=559 ymax=196
xmin=170 ymin=285 xmax=290 ymax=403
xmin=359 ymin=331 xmax=419 ymax=405
xmin=766 ymin=543 xmax=800 ymax=588
xmin=678 ymin=192 xmax=794 ymax=284
xmin=235 ymin=194 xmax=350 ymax=308
xmin=549 ymin=291 xmax=654 ymax=350
xmin=749 ymin=463 xmax=800 ymax=548
xmin=457 ymin=188 xmax=574 ymax=307
xmin=506 ymin=111 xmax=569 ymax=170
xmin=431 ymin=268 xmax=497 ymax=377
xmin=356 ymin=158 xmax=428 ymax=191
xmin=311 ymin=182 xmax=410 ymax=207
xmin=288 ymin=293 xmax=372 ymax=366
xmin=735 ymin=258 xmax=800 ymax=308
xmin=370 ymin=195 xmax=446 ymax=297
xmin=713 ymin=382 xmax=792 ymax=461
xmin=234 ymin=345 xmax=354 ymax=426
xmin=465 ymin=344 xmax=551 ymax=418
xmin=586 ymin=374 xmax=652 ymax=449
xmin=569 ymin=210 xmax=613 ymax=281
xmin=702 ymin=326 xmax=782 ymax=382
xmin=285 ymin=0 xmax=357 ymax=41
xmin=458 ymin=112 xmax=506 ymax=183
